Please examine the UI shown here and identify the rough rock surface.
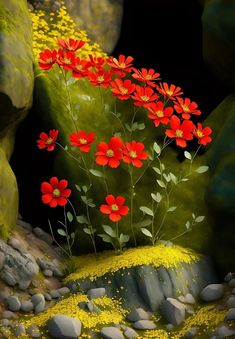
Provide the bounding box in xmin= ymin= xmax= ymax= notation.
xmin=48 ymin=314 xmax=82 ymax=339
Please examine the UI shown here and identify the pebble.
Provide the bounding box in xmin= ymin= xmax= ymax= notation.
xmin=43 ymin=292 xmax=52 ymax=301
xmin=87 ymin=287 xmax=106 ymax=299
xmin=200 ymin=284 xmax=225 ymax=302
xmin=20 ymin=300 xmax=34 ymax=312
xmin=225 ymin=308 xmax=235 ymax=321
xmin=27 ymin=324 xmax=41 ymax=337
xmin=100 ymin=326 xmax=124 ymax=339
xmin=14 ymin=323 xmax=26 ymax=337
xmin=226 ymin=296 xmax=235 ymax=308
xmin=48 ymin=314 xmax=82 ymax=338
xmin=160 ymin=298 xmax=186 ymax=326
xmin=6 ymin=296 xmax=21 ymax=312
xmin=33 ymin=227 xmax=44 ymax=237
xmin=126 ymin=308 xmax=150 ymax=322
xmin=31 ymin=293 xmax=45 ymax=314
xmin=0 ymin=252 xmax=6 ymax=269
xmin=0 ymin=319 xmax=10 ymax=327
xmin=178 ymin=293 xmax=196 ymax=305
xmin=57 ymin=287 xmax=70 ymax=296
xmin=2 ymin=311 xmax=18 ymax=319
xmin=50 ymin=289 xmax=61 ymax=299
xmin=184 ymin=327 xmax=198 ymax=338
xmin=43 ymin=269 xmax=53 ymax=277
xmin=217 ymin=324 xmax=235 ymax=338
xmin=17 ymin=219 xmax=33 ymax=232
xmin=228 ymin=279 xmax=235 ymax=288
xmin=132 ymin=320 xmax=157 ymax=330
xmin=124 ymin=327 xmax=138 ymax=338
xmin=224 ymin=272 xmax=234 ymax=282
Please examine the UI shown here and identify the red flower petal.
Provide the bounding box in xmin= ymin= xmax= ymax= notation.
xmin=115 ymin=196 xmax=125 ymax=206
xmin=61 ymin=189 xmax=71 ymax=198
xmin=96 ymin=156 xmax=108 ymax=166
xmin=106 ymin=195 xmax=115 ymax=205
xmin=50 ymin=177 xmax=59 ymax=188
xmin=119 ymin=205 xmax=129 ymax=216
xmin=108 ymin=158 xmax=120 ymax=168
xmin=100 ymin=204 xmax=111 ymax=214
xmin=49 ymin=198 xmax=58 ymax=208
xmin=42 ymin=194 xmax=52 ymax=204
xmin=109 ymin=213 xmax=121 ymax=222
xmin=41 ymin=182 xmax=53 ymax=194
xmin=57 ymin=197 xmax=68 ymax=206
xmin=58 ymin=179 xmax=68 ymax=191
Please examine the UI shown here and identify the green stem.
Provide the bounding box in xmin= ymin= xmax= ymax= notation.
xmin=84 ymin=192 xmax=97 ymax=255
xmin=48 ymin=219 xmax=71 ymax=258
xmin=63 ymin=205 xmax=72 ymax=257
xmin=56 ymin=142 xmax=86 ymax=171
xmin=102 ymin=167 xmax=109 ymax=194
xmin=129 ymin=167 xmax=137 ymax=246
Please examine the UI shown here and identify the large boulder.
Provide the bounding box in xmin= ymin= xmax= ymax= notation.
xmin=0 ymin=0 xmax=34 ymax=237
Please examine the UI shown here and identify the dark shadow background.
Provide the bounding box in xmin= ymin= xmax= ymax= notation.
xmin=11 ymin=0 xmax=227 ymax=228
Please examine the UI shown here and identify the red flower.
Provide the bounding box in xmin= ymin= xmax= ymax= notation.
xmin=38 ymin=49 xmax=57 ymax=70
xmin=57 ymin=38 xmax=85 ymax=52
xmin=41 ymin=177 xmax=71 ymax=208
xmin=110 ymin=78 xmax=135 ymax=100
xmin=87 ymin=68 xmax=113 ymax=88
xmin=174 ymin=97 xmax=201 ymax=120
xmin=132 ymin=68 xmax=160 ymax=87
xmin=57 ymin=49 xmax=76 ymax=71
xmin=123 ymin=141 xmax=148 ymax=168
xmin=96 ymin=137 xmax=124 ymax=168
xmin=107 ymin=54 xmax=133 ymax=77
xmin=156 ymin=82 xmax=183 ymax=100
xmin=100 ymin=194 xmax=129 ymax=222
xmin=165 ymin=115 xmax=194 ymax=148
xmin=88 ymin=55 xmax=106 ymax=70
xmin=69 ymin=131 xmax=95 ymax=152
xmin=147 ymin=101 xmax=173 ymax=127
xmin=131 ymin=85 xmax=159 ymax=107
xmin=72 ymin=57 xmax=89 ymax=78
xmin=37 ymin=129 xmax=58 ymax=151
xmin=193 ymin=123 xmax=212 ymax=146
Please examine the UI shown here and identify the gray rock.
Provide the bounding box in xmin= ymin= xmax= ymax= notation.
xmin=226 ymin=296 xmax=235 ymax=308
xmin=224 ymin=272 xmax=234 ymax=282
xmin=100 ymin=326 xmax=124 ymax=339
xmin=43 ymin=269 xmax=53 ymax=277
xmin=2 ymin=311 xmax=18 ymax=319
xmin=160 ymin=298 xmax=186 ymax=326
xmin=78 ymin=301 xmax=88 ymax=311
xmin=132 ymin=320 xmax=157 ymax=330
xmin=50 ymin=289 xmax=61 ymax=299
xmin=88 ymin=288 xmax=106 ymax=299
xmin=27 ymin=324 xmax=41 ymax=337
xmin=165 ymin=324 xmax=174 ymax=331
xmin=3 ymin=271 xmax=17 ymax=287
xmin=40 ymin=232 xmax=53 ymax=245
xmin=58 ymin=287 xmax=70 ymax=296
xmin=36 ymin=258 xmax=47 ymax=270
xmin=1 ymin=328 xmax=10 ymax=338
xmin=48 ymin=314 xmax=82 ymax=338
xmin=0 ymin=251 xmax=6 ymax=269
xmin=0 ymin=288 xmax=10 ymax=302
xmin=200 ymin=284 xmax=225 ymax=302
xmin=87 ymin=301 xmax=101 ymax=314
xmin=184 ymin=327 xmax=198 ymax=338
xmin=31 ymin=293 xmax=45 ymax=313
xmin=17 ymin=219 xmax=32 ymax=232
xmin=33 ymin=227 xmax=44 ymax=237
xmin=178 ymin=293 xmax=196 ymax=304
xmin=225 ymin=308 xmax=235 ymax=321
xmin=126 ymin=308 xmax=150 ymax=322
xmin=228 ymin=279 xmax=235 ymax=288
xmin=20 ymin=300 xmax=34 ymax=312
xmin=217 ymin=324 xmax=235 ymax=338
xmin=232 ymin=288 xmax=235 ymax=294
xmin=14 ymin=323 xmax=26 ymax=336
xmin=6 ymin=296 xmax=21 ymax=312
xmin=43 ymin=292 xmax=52 ymax=301
xmin=66 ymin=281 xmax=78 ymax=293
xmin=1 ymin=319 xmax=10 ymax=327
xmin=8 ymin=238 xmax=21 ymax=250
xmin=124 ymin=327 xmax=138 ymax=338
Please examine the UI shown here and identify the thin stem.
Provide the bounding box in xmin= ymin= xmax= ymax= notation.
xmin=129 ymin=166 xmax=137 ymax=246
xmin=111 ymin=100 xmax=127 ymax=142
xmin=79 ymin=150 xmax=92 ymax=189
xmin=130 ymin=107 xmax=139 ymax=139
xmin=48 ymin=219 xmax=70 ymax=258
xmin=67 ymin=199 xmax=77 ymax=219
xmin=168 ymin=229 xmax=189 ymax=242
xmin=56 ymin=142 xmax=86 ymax=171
xmin=84 ymin=192 xmax=97 ymax=255
xmin=63 ymin=205 xmax=72 ymax=257
xmin=102 ymin=167 xmax=109 ymax=194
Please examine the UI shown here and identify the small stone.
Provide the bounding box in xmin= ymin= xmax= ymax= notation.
xmin=165 ymin=324 xmax=174 ymax=331
xmin=7 ymin=296 xmax=21 ymax=312
xmin=2 ymin=311 xmax=18 ymax=319
xmin=217 ymin=324 xmax=235 ymax=338
xmin=0 ymin=252 xmax=6 ymax=269
xmin=36 ymin=258 xmax=47 ymax=270
xmin=78 ymin=301 xmax=88 ymax=311
xmin=225 ymin=308 xmax=235 ymax=321
xmin=124 ymin=327 xmax=138 ymax=338
xmin=40 ymin=232 xmax=53 ymax=245
xmin=87 ymin=301 xmax=101 ymax=314
xmin=66 ymin=281 xmax=78 ymax=293
xmin=226 ymin=296 xmax=235 ymax=308
xmin=43 ymin=269 xmax=53 ymax=277
xmin=19 ymin=279 xmax=31 ymax=291
xmin=160 ymin=298 xmax=186 ymax=326
xmin=43 ymin=292 xmax=52 ymax=301
xmin=232 ymin=288 xmax=235 ymax=294
xmin=126 ymin=308 xmax=150 ymax=322
xmin=31 ymin=293 xmax=45 ymax=314
xmin=1 ymin=319 xmax=10 ymax=327
xmin=100 ymin=326 xmax=124 ymax=339
xmin=1 ymin=328 xmax=10 ymax=338
xmin=50 ymin=289 xmax=61 ymax=299
xmin=27 ymin=324 xmax=41 ymax=337
xmin=132 ymin=320 xmax=157 ymax=330
xmin=57 ymin=287 xmax=70 ymax=296
xmin=20 ymin=300 xmax=34 ymax=312
xmin=228 ymin=279 xmax=235 ymax=288
xmin=14 ymin=323 xmax=26 ymax=337
xmin=17 ymin=219 xmax=32 ymax=232
xmin=48 ymin=314 xmax=82 ymax=338
xmin=88 ymin=288 xmax=106 ymax=299
xmin=200 ymin=284 xmax=225 ymax=302
xmin=178 ymin=293 xmax=196 ymax=305
xmin=8 ymin=237 xmax=21 ymax=250
xmin=0 ymin=288 xmax=10 ymax=302
xmin=224 ymin=272 xmax=234 ymax=282
xmin=184 ymin=327 xmax=198 ymax=338
xmin=2 ymin=271 xmax=17 ymax=287
xmin=33 ymin=227 xmax=44 ymax=237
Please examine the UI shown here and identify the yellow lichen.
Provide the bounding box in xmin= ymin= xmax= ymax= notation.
xmin=64 ymin=244 xmax=199 ymax=283
xmin=30 ymin=1 xmax=106 ymax=59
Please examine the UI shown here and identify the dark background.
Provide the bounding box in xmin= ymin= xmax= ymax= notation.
xmin=12 ymin=0 xmax=227 ymax=225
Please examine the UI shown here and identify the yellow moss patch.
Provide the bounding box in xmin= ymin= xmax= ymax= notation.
xmin=30 ymin=2 xmax=106 ymax=58
xmin=64 ymin=244 xmax=199 ymax=283
xmin=20 ymin=294 xmax=126 ymax=332
xmin=142 ymin=329 xmax=169 ymax=338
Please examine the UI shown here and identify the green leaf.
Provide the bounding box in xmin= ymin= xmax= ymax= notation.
xmin=70 ymin=232 xmax=75 ymax=239
xmin=82 ymin=186 xmax=88 ymax=193
xmin=169 ymin=172 xmax=177 ymax=184
xmin=98 ymin=234 xmax=113 ymax=244
xmin=160 ymin=163 xmax=165 ymax=171
xmin=153 ymin=142 xmax=161 ymax=154
xmin=195 ymin=166 xmax=209 ymax=174
xmin=113 ymin=132 xmax=122 ymax=137
xmin=168 ymin=206 xmax=177 ymax=212
xmin=141 ymin=228 xmax=153 ymax=238
xmin=89 ymin=169 xmax=104 ymax=177
xmin=195 ymin=216 xmax=205 ymax=223
xmin=83 ymin=228 xmax=92 ymax=235
xmin=132 ymin=122 xmax=138 ymax=131
xmin=153 ymin=167 xmax=161 ymax=175
xmin=139 ymin=206 xmax=154 ymax=217
xmin=184 ymin=151 xmax=192 ymax=160
xmin=125 ymin=123 xmax=132 ymax=132
xmin=81 ymin=196 xmax=95 ymax=207
xmin=72 ymin=115 xmax=78 ymax=121
xmin=137 ymin=123 xmax=145 ymax=130
xmin=57 ymin=229 xmax=66 ymax=236
xmin=76 ymin=215 xmax=89 ymax=224
xmin=119 ymin=233 xmax=129 ymax=244
xmin=67 ymin=77 xmax=76 ymax=86
xmin=151 ymin=192 xmax=162 ymax=203
xmin=163 ymin=173 xmax=171 ymax=183
xmin=134 ymin=219 xmax=152 ymax=228
xmin=181 ymin=178 xmax=189 ymax=182
xmin=102 ymin=225 xmax=116 ymax=237
xmin=64 ymin=145 xmax=68 ymax=151
xmin=157 ymin=180 xmax=166 ymax=188
xmin=75 ymin=184 xmax=81 ymax=192
xmin=185 ymin=221 xmax=191 ymax=230
xmin=192 ymin=213 xmax=195 ymax=219
xmin=65 ymin=70 xmax=72 ymax=81
xmin=67 ymin=211 xmax=73 ymax=223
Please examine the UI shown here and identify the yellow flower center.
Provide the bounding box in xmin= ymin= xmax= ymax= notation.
xmin=53 ymin=188 xmax=61 ymax=197
xmin=155 ymin=110 xmax=164 ymax=117
xmin=120 ymin=87 xmax=128 ymax=95
xmin=76 ymin=65 xmax=83 ymax=70
xmin=97 ymin=76 xmax=104 ymax=82
xmin=181 ymin=104 xmax=190 ymax=112
xmin=119 ymin=62 xmax=126 ymax=68
xmin=197 ymin=130 xmax=204 ymax=138
xmin=106 ymin=149 xmax=114 ymax=157
xmin=47 ymin=57 xmax=53 ymax=63
xmin=175 ymin=129 xmax=183 ymax=138
xmin=129 ymin=150 xmax=137 ymax=158
xmin=63 ymin=58 xmax=71 ymax=64
xmin=140 ymin=95 xmax=150 ymax=102
xmin=46 ymin=137 xmax=54 ymax=145
xmin=79 ymin=138 xmax=87 ymax=145
xmin=111 ymin=204 xmax=119 ymax=211
xmin=166 ymin=90 xmax=173 ymax=96
xmin=145 ymin=75 xmax=152 ymax=80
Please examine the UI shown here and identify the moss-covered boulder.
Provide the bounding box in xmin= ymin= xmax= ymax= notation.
xmin=0 ymin=0 xmax=34 ymax=237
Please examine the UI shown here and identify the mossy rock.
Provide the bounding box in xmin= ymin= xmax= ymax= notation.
xmin=0 ymin=0 xmax=34 ymax=237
